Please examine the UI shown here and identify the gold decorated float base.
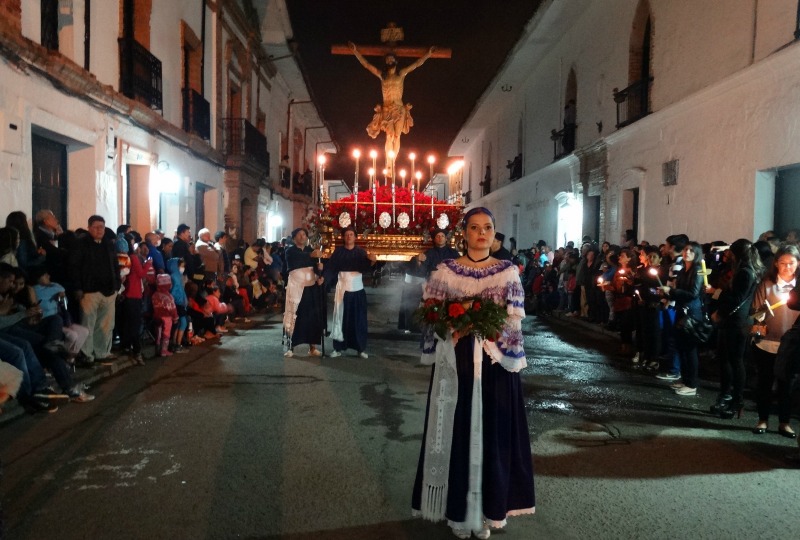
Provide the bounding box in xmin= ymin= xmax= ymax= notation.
xmin=319 ymin=232 xmax=461 ymax=261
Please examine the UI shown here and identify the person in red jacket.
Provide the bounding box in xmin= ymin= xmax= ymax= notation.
xmin=152 ymin=273 xmax=178 ymax=357
xmin=121 ymin=240 xmax=152 ymax=365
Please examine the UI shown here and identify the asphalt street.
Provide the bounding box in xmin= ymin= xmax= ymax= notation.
xmin=1 ymin=276 xmax=799 ymax=540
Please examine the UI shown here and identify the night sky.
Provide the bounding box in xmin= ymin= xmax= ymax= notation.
xmin=285 ymin=0 xmax=542 ymax=185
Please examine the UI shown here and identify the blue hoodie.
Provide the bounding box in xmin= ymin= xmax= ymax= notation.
xmin=167 ymin=257 xmax=188 ymax=307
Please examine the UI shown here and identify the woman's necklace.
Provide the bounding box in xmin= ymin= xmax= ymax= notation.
xmin=466 ymin=252 xmax=491 ymax=263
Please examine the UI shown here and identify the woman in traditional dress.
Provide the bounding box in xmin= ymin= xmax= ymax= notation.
xmin=411 ymin=207 xmax=535 ymax=539
xmin=323 ymin=227 xmax=376 ymax=357
xmin=282 ymin=228 xmax=324 ymax=358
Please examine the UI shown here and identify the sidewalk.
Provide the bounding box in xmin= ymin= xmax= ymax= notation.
xmin=0 ymin=313 xmax=277 ymax=425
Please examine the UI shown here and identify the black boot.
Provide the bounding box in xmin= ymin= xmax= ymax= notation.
xmin=710 ymin=394 xmax=732 ymax=414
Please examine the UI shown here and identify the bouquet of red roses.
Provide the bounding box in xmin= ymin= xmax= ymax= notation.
xmin=414 ymin=296 xmax=507 ymax=341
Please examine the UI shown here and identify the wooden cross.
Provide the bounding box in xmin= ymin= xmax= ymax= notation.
xmin=331 ymin=22 xmax=452 ymax=59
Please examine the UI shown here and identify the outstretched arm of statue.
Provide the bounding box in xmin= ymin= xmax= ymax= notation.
xmin=400 ymin=46 xmax=436 ymax=76
xmin=349 ymin=41 xmax=381 ymax=78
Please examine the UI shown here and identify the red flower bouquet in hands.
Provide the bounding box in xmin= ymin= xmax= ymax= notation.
xmin=415 ymin=296 xmax=507 ymax=341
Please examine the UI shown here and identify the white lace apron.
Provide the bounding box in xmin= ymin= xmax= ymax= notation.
xmin=330 ymin=271 xmax=363 ymax=341
xmin=283 ymin=267 xmax=317 ymax=337
xmin=418 ymin=334 xmax=485 ymax=531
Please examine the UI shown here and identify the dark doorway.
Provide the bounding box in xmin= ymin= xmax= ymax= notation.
xmin=31 ymin=133 xmax=68 ymax=225
xmin=195 ymin=183 xmax=206 ymax=230
xmin=775 ymin=169 xmax=800 ymax=236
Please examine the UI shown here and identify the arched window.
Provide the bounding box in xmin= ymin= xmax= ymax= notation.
xmin=614 ymin=0 xmax=653 ymax=128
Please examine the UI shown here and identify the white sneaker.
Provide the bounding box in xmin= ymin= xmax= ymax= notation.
xmin=358 ymin=352 xmax=369 ymax=359
xmin=329 ymin=350 xmax=342 ymax=358
xmin=283 ymin=350 xmax=294 ymax=358
xmin=631 ymin=353 xmax=640 ymax=364
xmin=674 ymin=386 xmax=697 ymax=396
xmin=451 ymin=529 xmax=471 ymax=540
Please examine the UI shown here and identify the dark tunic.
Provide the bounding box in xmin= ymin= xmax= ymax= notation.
xmin=423 ymin=245 xmax=461 ymax=276
xmin=323 ymin=246 xmax=374 ymax=353
xmin=285 ymin=244 xmax=324 ymax=347
xmin=399 ymin=257 xmax=426 ymax=332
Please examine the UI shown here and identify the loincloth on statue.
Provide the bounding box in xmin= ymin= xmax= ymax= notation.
xmin=367 ymin=103 xmax=414 ymax=139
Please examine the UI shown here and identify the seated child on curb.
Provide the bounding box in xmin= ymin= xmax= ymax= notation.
xmin=31 ymin=267 xmax=89 ymax=360
xmin=204 ymin=280 xmax=233 ymax=334
xmin=151 ymin=274 xmax=178 ymax=357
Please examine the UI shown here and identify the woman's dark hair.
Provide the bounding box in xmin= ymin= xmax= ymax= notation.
xmin=290 ymin=227 xmax=308 ymax=239
xmin=752 ymin=240 xmax=774 ymax=267
xmin=767 ymin=244 xmax=800 ymax=282
xmin=5 ymin=211 xmax=34 ymax=244
xmin=729 ymin=238 xmax=765 ymax=278
xmin=461 ymin=207 xmax=495 ymax=228
xmin=0 ymin=227 xmax=19 ymax=256
xmin=683 ymin=241 xmax=703 ymax=266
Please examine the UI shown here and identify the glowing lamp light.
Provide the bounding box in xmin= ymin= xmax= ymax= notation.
xmin=352 ymin=149 xmax=361 ymax=159
xmin=409 ymin=152 xmax=416 ymax=161
xmin=427 ymin=155 xmax=435 ymax=165
xmin=369 ymin=149 xmax=378 ymax=160
xmin=156 ymin=161 xmax=180 ymax=194
xmin=318 ymin=154 xmax=326 ymax=166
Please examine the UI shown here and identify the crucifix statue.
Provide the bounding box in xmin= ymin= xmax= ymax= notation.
xmin=332 ymin=23 xmax=451 ymax=176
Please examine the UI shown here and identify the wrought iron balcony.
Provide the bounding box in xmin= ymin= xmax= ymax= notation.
xmin=118 ymin=37 xmax=163 ymax=111
xmin=182 ymin=89 xmax=210 ymax=140
xmin=613 ymin=77 xmax=652 ymax=129
xmin=221 ymin=118 xmax=270 ymax=171
xmin=551 ymin=122 xmax=577 ymax=161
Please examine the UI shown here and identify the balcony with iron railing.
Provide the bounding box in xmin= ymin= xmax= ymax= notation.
xmin=118 ymin=37 xmax=163 ymax=111
xmin=182 ymin=88 xmax=210 ymax=140
xmin=221 ymin=118 xmax=270 ymax=171
xmin=613 ymin=77 xmax=653 ymax=129
xmin=550 ymin=123 xmax=577 ymax=161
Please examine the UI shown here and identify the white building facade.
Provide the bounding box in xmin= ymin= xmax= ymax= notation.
xmin=0 ymin=0 xmax=330 ymax=243
xmin=451 ymin=0 xmax=800 ymax=249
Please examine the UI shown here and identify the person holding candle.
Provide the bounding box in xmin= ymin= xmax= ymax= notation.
xmin=658 ymin=241 xmax=705 ymax=396
xmin=706 ymin=239 xmax=764 ymax=417
xmin=605 ymin=250 xmax=635 ymax=356
xmin=750 ymin=245 xmax=799 ymax=436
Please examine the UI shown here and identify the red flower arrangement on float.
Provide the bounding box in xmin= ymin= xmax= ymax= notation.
xmin=414 ymin=296 xmax=508 ymax=341
xmin=325 ymin=186 xmax=463 ymax=235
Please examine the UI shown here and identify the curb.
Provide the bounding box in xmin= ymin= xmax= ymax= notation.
xmin=0 ymin=311 xmax=282 ymax=426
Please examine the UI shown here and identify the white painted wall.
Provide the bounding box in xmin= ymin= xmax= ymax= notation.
xmin=458 ymin=0 xmax=800 ymax=247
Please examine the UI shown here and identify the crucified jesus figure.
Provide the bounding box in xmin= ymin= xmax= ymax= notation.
xmin=349 ymin=41 xmax=435 ymax=166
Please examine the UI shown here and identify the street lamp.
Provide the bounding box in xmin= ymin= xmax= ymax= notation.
xmin=399 ymin=169 xmax=407 ymax=188
xmin=352 ymin=148 xmax=361 ymax=192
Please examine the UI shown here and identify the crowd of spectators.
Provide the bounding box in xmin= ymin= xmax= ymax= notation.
xmin=515 ymin=227 xmax=800 ymax=458
xmin=0 ymin=210 xmax=287 ymax=417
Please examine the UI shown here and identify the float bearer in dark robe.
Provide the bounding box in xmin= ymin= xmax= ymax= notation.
xmin=283 ymin=228 xmax=324 ymax=357
xmin=323 ymin=227 xmax=377 ymax=358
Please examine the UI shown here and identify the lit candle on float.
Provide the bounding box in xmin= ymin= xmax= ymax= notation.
xmin=372 ymin=180 xmax=377 ymax=225
xmin=411 ymin=183 xmax=415 ymax=221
